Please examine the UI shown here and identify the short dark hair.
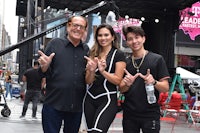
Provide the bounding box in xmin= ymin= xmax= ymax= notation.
xmin=67 ymin=15 xmax=88 ymax=28
xmin=34 ymin=60 xmax=39 ymax=66
xmin=122 ymin=26 xmax=145 ymax=40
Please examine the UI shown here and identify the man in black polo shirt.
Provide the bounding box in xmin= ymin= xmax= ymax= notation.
xmin=38 ymin=16 xmax=89 ymax=133
xmin=20 ymin=61 xmax=46 ymax=119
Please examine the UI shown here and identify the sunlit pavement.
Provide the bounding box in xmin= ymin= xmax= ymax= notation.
xmin=0 ymin=97 xmax=200 ymax=133
xmin=80 ymin=110 xmax=200 ymax=133
xmin=0 ymin=97 xmax=43 ymax=133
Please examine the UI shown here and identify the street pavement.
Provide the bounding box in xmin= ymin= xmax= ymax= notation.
xmin=0 ymin=96 xmax=200 ymax=133
xmin=0 ymin=97 xmax=43 ymax=133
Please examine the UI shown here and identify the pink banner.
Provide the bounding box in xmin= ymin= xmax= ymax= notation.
xmin=113 ymin=17 xmax=141 ymax=33
xmin=113 ymin=17 xmax=141 ymax=40
xmin=179 ymin=2 xmax=200 ymax=40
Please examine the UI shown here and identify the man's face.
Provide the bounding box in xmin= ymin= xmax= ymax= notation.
xmin=67 ymin=17 xmax=87 ymax=42
xmin=126 ymin=32 xmax=145 ymax=52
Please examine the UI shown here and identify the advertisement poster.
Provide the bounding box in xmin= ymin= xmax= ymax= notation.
xmin=179 ymin=2 xmax=200 ymax=40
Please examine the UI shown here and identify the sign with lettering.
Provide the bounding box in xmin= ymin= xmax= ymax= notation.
xmin=113 ymin=18 xmax=142 ymax=34
xmin=112 ymin=17 xmax=142 ymax=41
xmin=179 ymin=2 xmax=200 ymax=40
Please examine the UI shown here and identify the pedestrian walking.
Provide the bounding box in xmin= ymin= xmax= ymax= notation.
xmin=20 ymin=60 xmax=46 ymax=119
xmin=5 ymin=70 xmax=12 ymax=99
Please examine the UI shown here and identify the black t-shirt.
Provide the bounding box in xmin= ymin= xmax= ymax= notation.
xmin=123 ymin=51 xmax=170 ymax=121
xmin=88 ymin=48 xmax=126 ymax=96
xmin=24 ymin=68 xmax=44 ymax=91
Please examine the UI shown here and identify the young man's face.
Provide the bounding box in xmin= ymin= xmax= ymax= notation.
xmin=126 ymin=32 xmax=145 ymax=52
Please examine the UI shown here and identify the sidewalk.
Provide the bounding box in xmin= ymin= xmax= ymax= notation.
xmin=0 ymin=97 xmax=42 ymax=120
xmin=111 ymin=113 xmax=200 ymax=133
xmin=0 ymin=97 xmax=200 ymax=133
xmin=0 ymin=97 xmax=43 ymax=133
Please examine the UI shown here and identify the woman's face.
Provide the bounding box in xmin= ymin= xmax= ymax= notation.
xmin=97 ymin=28 xmax=114 ymax=47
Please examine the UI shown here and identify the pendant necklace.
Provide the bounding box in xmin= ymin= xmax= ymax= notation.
xmin=132 ymin=51 xmax=146 ymax=73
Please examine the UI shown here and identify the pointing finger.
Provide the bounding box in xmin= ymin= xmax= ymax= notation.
xmin=38 ymin=50 xmax=45 ymax=56
xmin=49 ymin=53 xmax=55 ymax=59
xmin=124 ymin=69 xmax=131 ymax=75
xmin=139 ymin=73 xmax=145 ymax=79
xmin=146 ymin=69 xmax=150 ymax=76
xmin=139 ymin=69 xmax=151 ymax=80
xmin=84 ymin=56 xmax=91 ymax=61
xmin=94 ymin=57 xmax=98 ymax=63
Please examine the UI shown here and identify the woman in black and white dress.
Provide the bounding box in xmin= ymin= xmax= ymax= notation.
xmin=84 ymin=23 xmax=126 ymax=133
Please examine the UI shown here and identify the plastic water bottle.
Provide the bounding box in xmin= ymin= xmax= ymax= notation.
xmin=145 ymin=83 xmax=156 ymax=104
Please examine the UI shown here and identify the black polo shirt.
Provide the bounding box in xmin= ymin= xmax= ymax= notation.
xmin=41 ymin=37 xmax=89 ymax=112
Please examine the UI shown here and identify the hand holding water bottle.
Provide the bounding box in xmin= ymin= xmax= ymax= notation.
xmin=139 ymin=69 xmax=157 ymax=104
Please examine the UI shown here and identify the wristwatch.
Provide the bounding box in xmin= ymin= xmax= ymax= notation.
xmin=153 ymin=80 xmax=157 ymax=86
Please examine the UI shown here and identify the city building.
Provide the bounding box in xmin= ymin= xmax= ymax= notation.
xmin=1 ymin=0 xmax=200 ymax=79
xmin=0 ymin=0 xmax=14 ymax=72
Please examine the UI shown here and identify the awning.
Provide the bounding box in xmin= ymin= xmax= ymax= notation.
xmin=176 ymin=67 xmax=200 ymax=80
